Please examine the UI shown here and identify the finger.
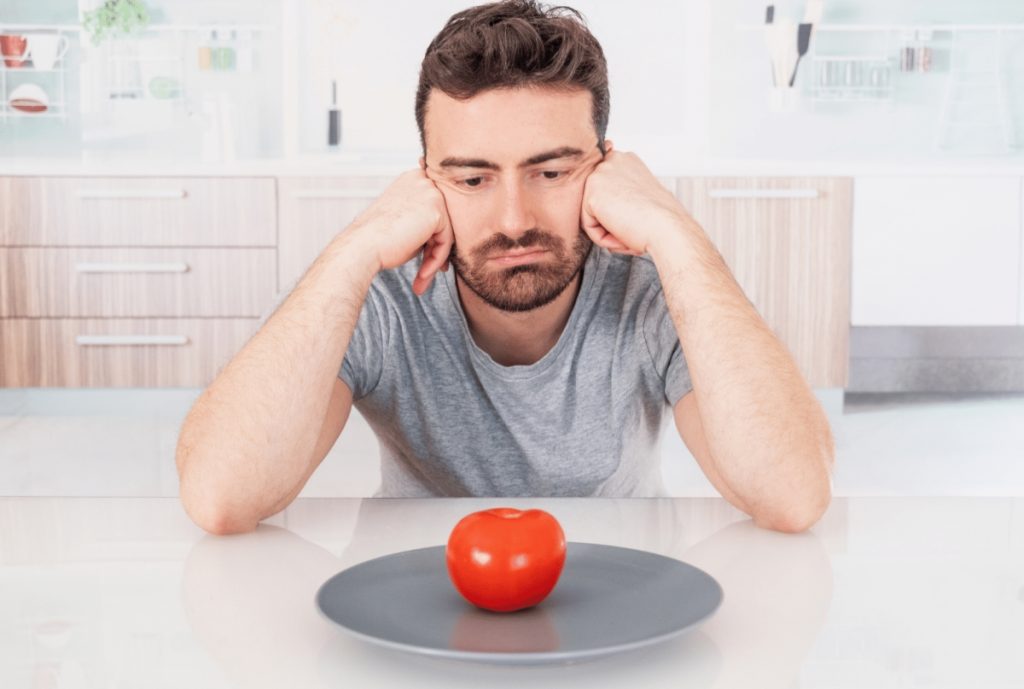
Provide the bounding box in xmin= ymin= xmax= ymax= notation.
xmin=413 ymin=237 xmax=451 ymax=295
xmin=600 ymin=235 xmax=631 ymax=252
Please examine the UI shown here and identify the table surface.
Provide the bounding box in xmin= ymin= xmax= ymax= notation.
xmin=1 ymin=496 xmax=1022 ymax=688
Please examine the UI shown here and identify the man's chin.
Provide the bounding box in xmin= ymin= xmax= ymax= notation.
xmin=471 ymin=269 xmax=580 ymax=313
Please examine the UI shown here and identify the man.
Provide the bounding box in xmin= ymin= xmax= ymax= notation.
xmin=176 ymin=0 xmax=834 ymax=535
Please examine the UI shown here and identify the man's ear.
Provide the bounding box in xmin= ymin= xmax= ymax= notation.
xmin=419 ymin=156 xmax=426 ymax=170
xmin=604 ymin=138 xmax=614 ymax=153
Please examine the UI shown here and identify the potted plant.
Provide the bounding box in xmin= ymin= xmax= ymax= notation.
xmin=82 ymin=0 xmax=151 ymax=46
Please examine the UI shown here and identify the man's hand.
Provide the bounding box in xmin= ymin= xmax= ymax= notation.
xmin=347 ymin=167 xmax=455 ymax=296
xmin=580 ymin=147 xmax=693 ymax=256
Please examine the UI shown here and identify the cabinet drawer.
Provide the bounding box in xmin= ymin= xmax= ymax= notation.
xmin=0 ymin=247 xmax=277 ymax=317
xmin=677 ymin=176 xmax=852 ymax=388
xmin=277 ymin=176 xmax=394 ymax=290
xmin=0 ymin=318 xmax=258 ymax=387
xmin=0 ymin=177 xmax=276 ymax=247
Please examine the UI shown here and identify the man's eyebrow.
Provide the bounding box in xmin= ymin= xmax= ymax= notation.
xmin=437 ymin=146 xmax=586 ymax=170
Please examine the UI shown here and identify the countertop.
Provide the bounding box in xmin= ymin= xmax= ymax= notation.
xmin=1 ymin=496 xmax=1022 ymax=687
xmin=3 ymin=154 xmax=1024 ymax=178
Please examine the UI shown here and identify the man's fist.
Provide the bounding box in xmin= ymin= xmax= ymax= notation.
xmin=347 ymin=168 xmax=455 ymax=296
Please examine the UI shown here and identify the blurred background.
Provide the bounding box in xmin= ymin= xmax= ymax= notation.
xmin=1 ymin=0 xmax=1023 ymax=499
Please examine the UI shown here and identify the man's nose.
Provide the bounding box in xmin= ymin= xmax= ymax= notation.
xmin=494 ymin=179 xmax=536 ymax=240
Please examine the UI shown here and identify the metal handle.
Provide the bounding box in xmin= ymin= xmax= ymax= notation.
xmin=75 ymin=189 xmax=188 ymax=200
xmin=707 ymin=188 xmax=820 ymax=199
xmin=292 ymin=190 xmax=379 ymax=200
xmin=75 ymin=335 xmax=189 ymax=346
xmin=74 ymin=262 xmax=190 ymax=274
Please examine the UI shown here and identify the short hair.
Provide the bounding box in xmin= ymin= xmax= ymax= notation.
xmin=415 ymin=0 xmax=610 ymax=153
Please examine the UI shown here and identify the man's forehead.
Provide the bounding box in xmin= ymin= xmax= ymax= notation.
xmin=423 ymin=86 xmax=595 ymax=163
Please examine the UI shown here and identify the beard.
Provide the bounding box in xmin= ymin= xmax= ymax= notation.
xmin=448 ymin=227 xmax=593 ymax=313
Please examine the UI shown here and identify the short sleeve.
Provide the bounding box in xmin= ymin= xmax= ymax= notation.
xmin=641 ymin=287 xmax=693 ymax=407
xmin=338 ymin=284 xmax=392 ymax=400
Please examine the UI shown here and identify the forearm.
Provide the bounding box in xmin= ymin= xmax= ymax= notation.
xmin=650 ymin=217 xmax=834 ymax=532
xmin=176 ymin=230 xmax=378 ymax=532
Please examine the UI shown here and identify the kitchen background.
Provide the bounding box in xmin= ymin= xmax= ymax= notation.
xmin=1 ymin=0 xmax=1023 ymax=499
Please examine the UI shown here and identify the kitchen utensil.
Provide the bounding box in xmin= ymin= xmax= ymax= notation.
xmin=328 ymin=79 xmax=341 ymax=147
xmin=789 ymin=22 xmax=814 ymax=86
xmin=768 ymin=18 xmax=798 ymax=92
xmin=803 ymin=0 xmax=825 ymax=25
xmin=763 ymin=5 xmax=777 ymax=86
xmin=8 ymin=83 xmax=49 ymax=113
xmin=0 ymin=34 xmax=29 ymax=68
xmin=316 ymin=542 xmax=723 ymax=665
xmin=26 ymin=34 xmax=68 ymax=70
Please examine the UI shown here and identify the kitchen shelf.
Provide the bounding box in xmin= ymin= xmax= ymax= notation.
xmin=0 ymin=22 xmax=275 ymax=34
xmin=740 ymin=23 xmax=1024 ymax=33
xmin=0 ymin=56 xmax=70 ymax=123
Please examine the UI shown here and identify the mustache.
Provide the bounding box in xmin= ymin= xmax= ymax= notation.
xmin=472 ymin=229 xmax=564 ymax=258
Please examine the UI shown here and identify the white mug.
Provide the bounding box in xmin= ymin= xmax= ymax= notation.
xmin=27 ymin=34 xmax=68 ymax=71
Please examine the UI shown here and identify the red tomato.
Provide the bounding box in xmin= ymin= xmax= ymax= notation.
xmin=446 ymin=507 xmax=567 ymax=613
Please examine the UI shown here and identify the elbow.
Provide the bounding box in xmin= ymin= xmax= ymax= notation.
xmin=180 ymin=488 xmax=260 ymax=536
xmin=176 ymin=446 xmax=259 ymax=537
xmin=755 ymin=460 xmax=834 ymax=534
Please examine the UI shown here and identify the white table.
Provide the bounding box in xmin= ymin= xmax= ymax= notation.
xmin=1 ymin=496 xmax=1022 ymax=687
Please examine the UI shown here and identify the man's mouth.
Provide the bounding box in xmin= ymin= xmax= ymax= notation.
xmin=489 ymin=249 xmax=548 ymax=266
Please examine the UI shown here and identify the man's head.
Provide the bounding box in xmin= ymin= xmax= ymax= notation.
xmin=415 ymin=0 xmax=611 ymax=313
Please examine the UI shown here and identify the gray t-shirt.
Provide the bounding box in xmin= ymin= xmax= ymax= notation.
xmin=339 ymin=245 xmax=693 ymax=498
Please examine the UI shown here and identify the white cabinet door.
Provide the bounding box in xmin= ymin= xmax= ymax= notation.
xmin=1020 ymin=177 xmax=1024 ymax=325
xmin=852 ymin=176 xmax=1021 ymax=326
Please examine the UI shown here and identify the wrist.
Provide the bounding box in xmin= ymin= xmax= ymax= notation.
xmin=646 ymin=213 xmax=703 ymax=265
xmin=326 ymin=224 xmax=384 ymax=278
xmin=295 ymin=228 xmax=380 ymax=303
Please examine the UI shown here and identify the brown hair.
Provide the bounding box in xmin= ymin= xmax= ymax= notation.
xmin=415 ymin=0 xmax=609 ymax=154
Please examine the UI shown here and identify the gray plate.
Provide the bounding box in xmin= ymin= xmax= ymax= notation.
xmin=315 ymin=542 xmax=723 ymax=665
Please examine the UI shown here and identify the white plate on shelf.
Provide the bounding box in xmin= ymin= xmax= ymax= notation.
xmin=316 ymin=542 xmax=723 ymax=665
xmin=9 ymin=83 xmax=48 ymax=113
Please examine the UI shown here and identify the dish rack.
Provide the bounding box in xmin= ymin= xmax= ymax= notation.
xmin=0 ymin=25 xmax=74 ymax=122
xmin=807 ymin=54 xmax=894 ymax=102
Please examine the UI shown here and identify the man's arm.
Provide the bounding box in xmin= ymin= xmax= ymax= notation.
xmin=176 ymin=169 xmax=453 ymax=535
xmin=175 ymin=235 xmax=376 ymax=535
xmin=673 ymin=390 xmax=753 ymax=515
xmin=652 ymin=221 xmax=835 ymax=533
xmin=579 ymin=148 xmax=833 ymax=533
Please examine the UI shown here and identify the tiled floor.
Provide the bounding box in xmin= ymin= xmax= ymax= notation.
xmin=1 ymin=388 xmax=1022 ymax=498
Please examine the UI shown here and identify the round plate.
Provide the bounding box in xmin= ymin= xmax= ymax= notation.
xmin=315 ymin=542 xmax=723 ymax=665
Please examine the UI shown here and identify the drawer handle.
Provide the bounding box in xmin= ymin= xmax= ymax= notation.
xmin=291 ymin=190 xmax=380 ymax=200
xmin=707 ymin=188 xmax=820 ymax=199
xmin=75 ymin=189 xmax=188 ymax=200
xmin=75 ymin=335 xmax=190 ymax=346
xmin=74 ymin=262 xmax=190 ymax=274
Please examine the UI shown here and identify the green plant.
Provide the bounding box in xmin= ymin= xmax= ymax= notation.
xmin=82 ymin=0 xmax=150 ymax=46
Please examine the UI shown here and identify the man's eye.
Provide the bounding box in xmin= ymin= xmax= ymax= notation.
xmin=461 ymin=177 xmax=484 ymax=188
xmin=541 ymin=171 xmax=564 ymax=180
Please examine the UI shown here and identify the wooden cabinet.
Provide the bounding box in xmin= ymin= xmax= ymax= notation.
xmin=277 ymin=176 xmax=392 ymax=290
xmin=0 ymin=247 xmax=276 ymax=317
xmin=0 ymin=171 xmax=855 ymax=389
xmin=677 ymin=177 xmax=852 ymax=388
xmin=0 ymin=177 xmax=276 ymax=247
xmin=0 ymin=176 xmax=277 ymax=388
xmin=851 ymin=176 xmax=1021 ymax=326
xmin=0 ymin=319 xmax=258 ymax=387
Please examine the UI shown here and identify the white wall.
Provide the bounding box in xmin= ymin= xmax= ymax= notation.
xmin=292 ymin=0 xmax=701 ymax=171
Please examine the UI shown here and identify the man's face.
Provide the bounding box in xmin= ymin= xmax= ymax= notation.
xmin=422 ymin=86 xmax=603 ymax=313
